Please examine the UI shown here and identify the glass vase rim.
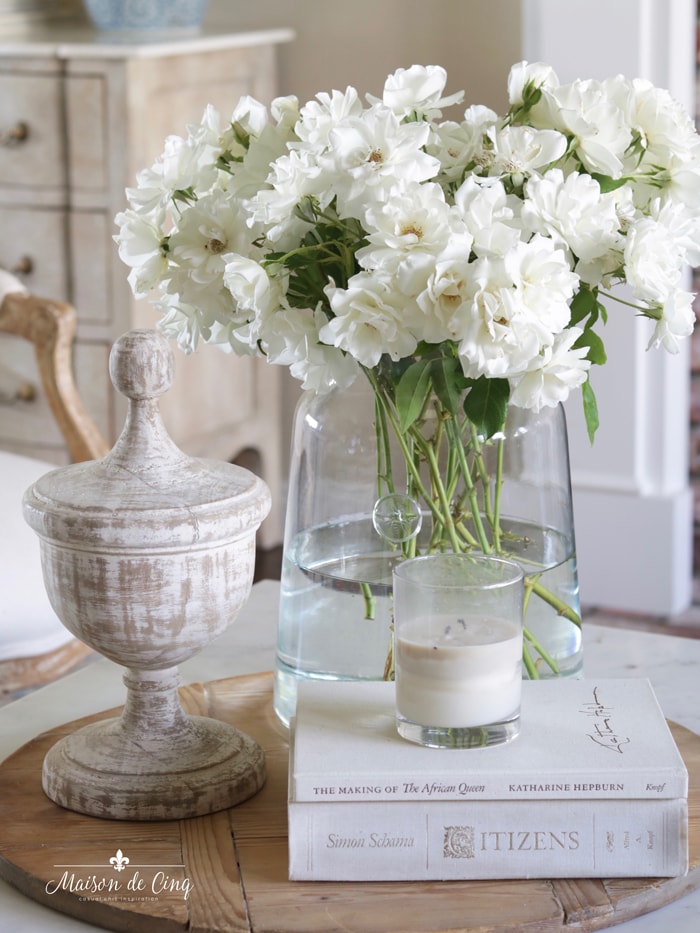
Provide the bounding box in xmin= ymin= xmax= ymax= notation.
xmin=393 ymin=553 xmax=525 ymax=591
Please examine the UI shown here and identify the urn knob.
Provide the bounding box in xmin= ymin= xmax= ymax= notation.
xmin=109 ymin=328 xmax=174 ymax=400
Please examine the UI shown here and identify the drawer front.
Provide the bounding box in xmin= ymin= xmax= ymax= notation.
xmin=0 ymin=205 xmax=67 ymax=299
xmin=65 ymin=74 xmax=107 ymax=193
xmin=70 ymin=210 xmax=112 ymax=328
xmin=0 ymin=336 xmax=111 ymax=461
xmin=0 ymin=331 xmax=66 ymax=453
xmin=0 ymin=73 xmax=65 ymax=190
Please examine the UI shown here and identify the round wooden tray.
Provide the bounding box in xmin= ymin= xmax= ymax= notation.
xmin=0 ymin=672 xmax=698 ymax=933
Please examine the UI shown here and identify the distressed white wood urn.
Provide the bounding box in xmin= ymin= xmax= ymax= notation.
xmin=22 ymin=329 xmax=271 ymax=821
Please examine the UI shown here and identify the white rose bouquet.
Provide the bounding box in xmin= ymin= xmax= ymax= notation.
xmin=116 ymin=62 xmax=700 ymax=676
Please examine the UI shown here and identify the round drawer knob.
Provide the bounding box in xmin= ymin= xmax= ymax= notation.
xmin=0 ymin=121 xmax=29 ymax=148
xmin=11 ymin=256 xmax=34 ymax=277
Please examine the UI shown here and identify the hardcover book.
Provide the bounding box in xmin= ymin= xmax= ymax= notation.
xmin=288 ymin=797 xmax=688 ymax=881
xmin=287 ymin=678 xmax=689 ymax=881
xmin=290 ymin=678 xmax=688 ymax=802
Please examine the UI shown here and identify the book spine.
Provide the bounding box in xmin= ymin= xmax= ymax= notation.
xmin=288 ymin=798 xmax=688 ymax=881
xmin=293 ymin=769 xmax=688 ymax=802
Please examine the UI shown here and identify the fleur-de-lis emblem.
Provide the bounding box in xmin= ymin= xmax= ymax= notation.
xmin=109 ymin=849 xmax=129 ymax=872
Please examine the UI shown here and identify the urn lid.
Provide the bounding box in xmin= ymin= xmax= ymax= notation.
xmin=23 ymin=330 xmax=271 ymax=550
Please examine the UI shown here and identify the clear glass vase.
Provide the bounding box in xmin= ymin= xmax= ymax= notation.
xmin=274 ymin=377 xmax=582 ymax=726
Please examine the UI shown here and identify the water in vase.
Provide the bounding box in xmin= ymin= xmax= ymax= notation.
xmin=273 ymin=515 xmax=582 ymax=727
xmin=274 ymin=516 xmax=398 ymax=727
xmin=497 ymin=517 xmax=583 ymax=681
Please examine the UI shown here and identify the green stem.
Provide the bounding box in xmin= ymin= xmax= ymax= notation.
xmin=523 ymin=626 xmax=560 ymax=678
xmin=366 ymin=375 xmax=445 ymax=529
xmin=366 ymin=370 xmax=580 ymax=681
xmin=361 ymin=582 xmax=375 ymax=621
xmin=598 ymin=289 xmax=660 ymax=318
xmin=418 ymin=434 xmax=463 ymax=553
xmin=522 ymin=574 xmax=561 ymax=677
xmin=453 ymin=520 xmax=482 ymax=549
xmin=492 ymin=436 xmax=505 ymax=552
xmin=444 ymin=415 xmax=493 ymax=554
xmin=527 ymin=576 xmax=582 ymax=626
xmin=470 ymin=424 xmax=495 ymax=526
xmin=522 ymin=637 xmax=539 ymax=679
xmin=374 ymin=394 xmax=394 ymax=498
xmin=522 ymin=574 xmax=578 ymax=676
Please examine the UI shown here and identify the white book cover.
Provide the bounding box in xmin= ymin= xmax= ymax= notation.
xmin=288 ymin=797 xmax=689 ymax=881
xmin=290 ymin=678 xmax=688 ymax=802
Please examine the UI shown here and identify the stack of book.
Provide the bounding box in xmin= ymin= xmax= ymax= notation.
xmin=288 ymin=678 xmax=689 ymax=881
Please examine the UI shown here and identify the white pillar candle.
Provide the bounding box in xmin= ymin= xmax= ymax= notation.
xmin=395 ymin=615 xmax=522 ymax=728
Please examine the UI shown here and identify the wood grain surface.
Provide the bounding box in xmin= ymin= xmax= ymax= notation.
xmin=0 ymin=671 xmax=698 ymax=933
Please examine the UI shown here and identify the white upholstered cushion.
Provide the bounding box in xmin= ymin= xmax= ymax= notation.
xmin=0 ymin=451 xmax=74 ymax=660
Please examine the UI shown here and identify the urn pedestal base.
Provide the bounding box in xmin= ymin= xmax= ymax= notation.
xmin=41 ymin=667 xmax=267 ymax=821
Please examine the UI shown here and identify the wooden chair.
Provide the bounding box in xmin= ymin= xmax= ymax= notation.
xmin=0 ymin=272 xmax=109 ymax=699
xmin=0 ymin=276 xmax=109 ymax=463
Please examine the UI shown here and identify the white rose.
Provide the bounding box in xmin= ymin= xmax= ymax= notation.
xmin=415 ymin=236 xmax=475 ymax=341
xmin=624 ymin=215 xmax=684 ymax=304
xmin=453 ymin=176 xmax=523 ymax=258
xmin=539 ymin=78 xmax=632 ymax=177
xmin=509 ymin=327 xmax=591 ymax=411
xmin=322 ymin=272 xmax=419 ymax=367
xmin=487 ymin=125 xmax=567 ymax=183
xmin=356 ymin=181 xmax=453 ymax=278
xmin=231 ymin=95 xmax=269 ymax=137
xmin=157 ymin=296 xmax=236 ymax=355
xmin=296 ymin=87 xmax=363 ymax=148
xmin=454 ymin=256 xmax=539 ymax=380
xmin=504 ymin=234 xmax=579 ymax=341
xmin=114 ymin=209 xmax=167 ymax=299
xmin=324 ymin=106 xmax=440 ymax=217
xmin=223 ymin=254 xmax=277 ymax=319
xmin=507 ymin=61 xmax=559 ymax=107
xmin=270 ymin=95 xmax=300 ymax=129
xmin=646 ymin=290 xmax=695 ymax=353
xmin=370 ymin=64 xmax=464 ymax=120
xmin=265 ymin=305 xmax=360 ymax=392
xmin=248 ymin=148 xmax=324 ymax=249
xmin=429 ymin=107 xmax=498 ymax=184
xmin=629 ymin=78 xmax=699 ymax=165
xmin=168 ymin=189 xmax=254 ymax=289
xmin=523 ymin=170 xmax=624 ymax=277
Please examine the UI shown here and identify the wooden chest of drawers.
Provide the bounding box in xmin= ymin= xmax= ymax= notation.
xmin=0 ymin=26 xmax=294 ymax=544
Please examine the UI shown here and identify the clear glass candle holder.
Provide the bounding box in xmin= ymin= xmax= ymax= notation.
xmin=393 ymin=554 xmax=524 ymax=748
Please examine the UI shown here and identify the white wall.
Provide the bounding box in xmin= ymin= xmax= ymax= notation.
xmin=206 ymin=0 xmax=523 ymax=110
xmin=522 ymin=0 xmax=696 ymax=614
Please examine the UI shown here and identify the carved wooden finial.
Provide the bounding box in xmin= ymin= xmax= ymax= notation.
xmin=109 ymin=328 xmax=174 ymax=400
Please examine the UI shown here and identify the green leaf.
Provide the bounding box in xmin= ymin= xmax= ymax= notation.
xmin=574 ymin=327 xmax=607 ymax=366
xmin=395 ymin=360 xmax=432 ymax=432
xmin=591 ymin=172 xmax=629 ymax=193
xmin=171 ymin=186 xmax=197 ymax=206
xmin=463 ymin=377 xmax=509 ymax=439
xmin=431 ymin=356 xmax=468 ymax=416
xmin=230 ymin=122 xmax=251 ymax=150
xmin=569 ymin=287 xmax=597 ymax=327
xmin=582 ymin=378 xmax=599 ymax=444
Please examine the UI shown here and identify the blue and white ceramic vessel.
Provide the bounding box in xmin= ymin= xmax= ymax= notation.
xmin=84 ymin=0 xmax=209 ymax=31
